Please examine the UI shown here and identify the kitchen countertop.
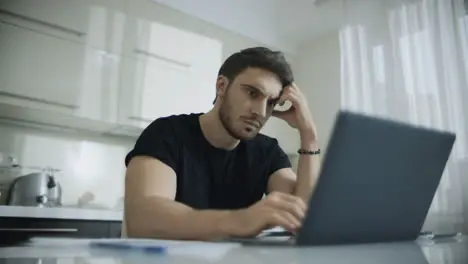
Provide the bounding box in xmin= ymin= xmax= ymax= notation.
xmin=0 ymin=205 xmax=123 ymax=221
xmin=0 ymin=236 xmax=466 ymax=263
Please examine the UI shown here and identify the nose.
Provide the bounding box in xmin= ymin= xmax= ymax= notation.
xmin=251 ymin=100 xmax=268 ymax=118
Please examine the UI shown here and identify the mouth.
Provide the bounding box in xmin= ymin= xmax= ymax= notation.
xmin=243 ymin=119 xmax=261 ymax=129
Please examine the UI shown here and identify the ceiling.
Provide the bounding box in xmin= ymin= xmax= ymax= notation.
xmin=150 ymin=0 xmax=344 ymax=54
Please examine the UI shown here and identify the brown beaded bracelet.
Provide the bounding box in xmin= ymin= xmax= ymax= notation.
xmin=297 ymin=148 xmax=321 ymax=155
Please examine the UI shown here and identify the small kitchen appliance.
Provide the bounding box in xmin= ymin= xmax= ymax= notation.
xmin=6 ymin=169 xmax=62 ymax=207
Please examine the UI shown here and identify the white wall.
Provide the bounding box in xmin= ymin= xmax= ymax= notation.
xmin=0 ymin=124 xmax=133 ymax=209
xmin=133 ymin=0 xmax=297 ymax=68
xmin=0 ymin=0 xmax=299 ymax=208
xmin=149 ymin=0 xmax=297 ymax=54
xmin=295 ymin=30 xmax=341 ymax=152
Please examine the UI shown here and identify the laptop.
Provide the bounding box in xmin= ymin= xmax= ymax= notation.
xmin=225 ymin=110 xmax=456 ymax=246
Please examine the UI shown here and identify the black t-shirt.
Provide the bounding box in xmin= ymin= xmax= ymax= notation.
xmin=125 ymin=113 xmax=292 ymax=210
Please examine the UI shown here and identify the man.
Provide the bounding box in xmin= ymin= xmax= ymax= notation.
xmin=123 ymin=47 xmax=321 ymax=240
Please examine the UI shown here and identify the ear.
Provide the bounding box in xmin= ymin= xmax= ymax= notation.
xmin=216 ymin=76 xmax=229 ymax=100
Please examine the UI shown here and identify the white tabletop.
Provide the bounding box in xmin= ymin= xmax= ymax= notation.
xmin=0 ymin=205 xmax=123 ymax=221
xmin=0 ymin=236 xmax=466 ymax=263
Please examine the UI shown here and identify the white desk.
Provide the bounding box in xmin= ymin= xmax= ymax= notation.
xmin=0 ymin=236 xmax=466 ymax=263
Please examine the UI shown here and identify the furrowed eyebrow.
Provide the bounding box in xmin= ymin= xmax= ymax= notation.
xmin=241 ymin=84 xmax=279 ymax=100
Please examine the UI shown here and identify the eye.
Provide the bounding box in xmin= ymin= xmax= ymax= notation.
xmin=247 ymin=88 xmax=258 ymax=98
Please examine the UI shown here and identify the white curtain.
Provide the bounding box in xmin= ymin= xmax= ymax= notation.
xmin=339 ymin=0 xmax=468 ymax=234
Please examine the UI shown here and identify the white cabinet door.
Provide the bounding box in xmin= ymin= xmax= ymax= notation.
xmin=0 ymin=22 xmax=84 ymax=111
xmin=119 ymin=55 xmax=191 ymax=126
xmin=0 ymin=0 xmax=126 ymax=54
xmin=0 ymin=21 xmax=121 ymax=125
xmin=72 ymin=49 xmax=121 ymax=124
xmin=118 ymin=19 xmax=223 ymax=128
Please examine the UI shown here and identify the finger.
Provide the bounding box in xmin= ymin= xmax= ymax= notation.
xmin=274 ymin=94 xmax=297 ymax=116
xmin=276 ymin=96 xmax=287 ymax=107
xmin=279 ymin=92 xmax=300 ymax=108
xmin=289 ymin=82 xmax=300 ymax=92
xmin=278 ymin=86 xmax=293 ymax=105
xmin=272 ymin=107 xmax=293 ymax=118
xmin=284 ymin=83 xmax=307 ymax=104
xmin=286 ymin=93 xmax=300 ymax=106
xmin=279 ymin=211 xmax=302 ymax=231
xmin=266 ymin=194 xmax=306 ymax=221
xmin=283 ymin=82 xmax=300 ymax=94
xmin=269 ymin=192 xmax=307 ymax=212
xmin=269 ymin=212 xmax=301 ymax=232
xmin=273 ymin=100 xmax=293 ymax=115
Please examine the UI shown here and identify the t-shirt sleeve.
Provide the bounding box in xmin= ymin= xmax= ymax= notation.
xmin=124 ymin=118 xmax=179 ymax=173
xmin=267 ymin=139 xmax=292 ymax=176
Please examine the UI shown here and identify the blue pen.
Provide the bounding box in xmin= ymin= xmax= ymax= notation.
xmin=89 ymin=241 xmax=167 ymax=254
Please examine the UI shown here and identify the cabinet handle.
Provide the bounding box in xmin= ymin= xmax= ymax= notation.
xmin=128 ymin=116 xmax=152 ymax=123
xmin=134 ymin=48 xmax=191 ymax=70
xmin=0 ymin=91 xmax=79 ymax=109
xmin=0 ymin=228 xmax=78 ymax=232
xmin=0 ymin=9 xmax=86 ymax=37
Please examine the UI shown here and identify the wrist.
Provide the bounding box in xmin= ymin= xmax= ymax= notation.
xmin=187 ymin=209 xmax=238 ymax=240
xmin=218 ymin=210 xmax=239 ymax=237
xmin=300 ymin=141 xmax=319 ymax=150
xmin=299 ymin=132 xmax=319 ymax=149
xmin=299 ymin=127 xmax=318 ymax=143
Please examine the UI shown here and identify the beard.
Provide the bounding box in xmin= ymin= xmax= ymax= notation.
xmin=218 ymin=95 xmax=259 ymax=140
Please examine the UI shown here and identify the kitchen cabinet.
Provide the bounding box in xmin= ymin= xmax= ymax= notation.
xmin=0 ymin=21 xmax=122 ymax=131
xmin=0 ymin=0 xmax=224 ymax=136
xmin=0 ymin=0 xmax=126 ymax=133
xmin=116 ymin=10 xmax=223 ymax=130
xmin=108 ymin=222 xmax=123 ymax=238
xmin=117 ymin=53 xmax=208 ymax=129
xmin=71 ymin=48 xmax=121 ymax=124
xmin=0 ymin=0 xmax=126 ymax=55
xmin=0 ymin=217 xmax=122 ymax=238
xmin=0 ymin=21 xmax=84 ymax=112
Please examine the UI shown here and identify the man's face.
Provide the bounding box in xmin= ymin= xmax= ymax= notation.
xmin=217 ymin=67 xmax=283 ymax=140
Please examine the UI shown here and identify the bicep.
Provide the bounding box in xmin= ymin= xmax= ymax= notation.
xmin=125 ymin=155 xmax=177 ymax=202
xmin=267 ymin=168 xmax=297 ymax=195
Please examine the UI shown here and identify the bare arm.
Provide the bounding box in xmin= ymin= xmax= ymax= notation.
xmin=124 ymin=156 xmax=233 ymax=240
xmin=269 ymin=82 xmax=321 ymax=203
xmin=294 ymin=140 xmax=321 ymax=202
xmin=267 ymin=140 xmax=321 ymax=203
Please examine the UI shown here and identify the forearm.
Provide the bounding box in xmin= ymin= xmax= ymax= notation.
xmin=294 ymin=135 xmax=321 ymax=203
xmin=125 ymin=196 xmax=233 ymax=240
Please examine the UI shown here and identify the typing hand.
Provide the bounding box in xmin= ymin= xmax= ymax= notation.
xmin=226 ymin=192 xmax=307 ymax=237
